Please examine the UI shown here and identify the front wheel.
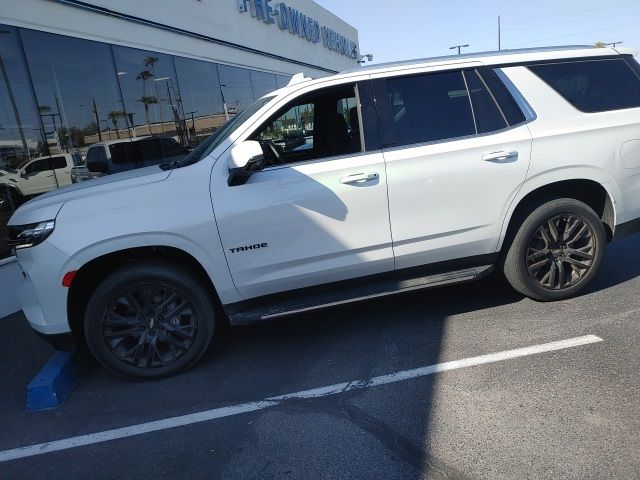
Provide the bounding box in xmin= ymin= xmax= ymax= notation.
xmin=503 ymin=198 xmax=606 ymax=301
xmin=84 ymin=262 xmax=216 ymax=379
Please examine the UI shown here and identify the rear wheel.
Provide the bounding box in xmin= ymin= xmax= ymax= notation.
xmin=503 ymin=198 xmax=606 ymax=301
xmin=84 ymin=262 xmax=215 ymax=379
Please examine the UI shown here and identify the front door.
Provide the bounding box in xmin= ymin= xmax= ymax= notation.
xmin=375 ymin=68 xmax=533 ymax=269
xmin=19 ymin=158 xmax=58 ymax=196
xmin=212 ymin=82 xmax=394 ymax=299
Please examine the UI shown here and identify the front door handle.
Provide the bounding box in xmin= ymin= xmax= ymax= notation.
xmin=340 ymin=172 xmax=379 ymax=185
xmin=482 ymin=150 xmax=518 ymax=163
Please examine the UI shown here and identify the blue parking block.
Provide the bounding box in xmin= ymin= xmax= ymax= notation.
xmin=26 ymin=351 xmax=88 ymax=411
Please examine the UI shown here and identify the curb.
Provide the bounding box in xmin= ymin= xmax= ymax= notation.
xmin=26 ymin=351 xmax=88 ymax=411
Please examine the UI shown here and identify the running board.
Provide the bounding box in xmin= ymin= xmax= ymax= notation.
xmin=228 ymin=265 xmax=494 ymax=325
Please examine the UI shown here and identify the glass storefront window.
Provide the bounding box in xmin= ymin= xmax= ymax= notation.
xmin=113 ymin=46 xmax=187 ymax=147
xmin=174 ymin=56 xmax=225 ymax=146
xmin=276 ymin=75 xmax=292 ymax=89
xmin=250 ymin=70 xmax=278 ymax=99
xmin=217 ymin=64 xmax=255 ymax=116
xmin=0 ymin=26 xmax=48 ymax=258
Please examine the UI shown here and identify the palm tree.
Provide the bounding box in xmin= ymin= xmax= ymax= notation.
xmin=136 ymin=70 xmax=155 ymax=135
xmin=107 ymin=110 xmax=127 ymax=139
xmin=138 ymin=96 xmax=158 ymax=135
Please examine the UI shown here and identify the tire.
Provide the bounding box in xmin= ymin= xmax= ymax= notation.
xmin=84 ymin=261 xmax=216 ymax=380
xmin=503 ymin=198 xmax=606 ymax=301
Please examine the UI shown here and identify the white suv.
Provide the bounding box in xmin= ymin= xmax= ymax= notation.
xmin=8 ymin=46 xmax=640 ymax=379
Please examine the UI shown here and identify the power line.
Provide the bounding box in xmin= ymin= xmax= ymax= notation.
xmin=504 ymin=2 xmax=635 ymax=25
xmin=507 ymin=21 xmax=640 ymax=48
xmin=375 ymin=23 xmax=494 ymax=58
xmin=503 ymin=12 xmax=631 ymax=32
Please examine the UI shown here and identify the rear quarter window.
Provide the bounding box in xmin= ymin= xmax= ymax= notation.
xmin=528 ymin=58 xmax=640 ymax=113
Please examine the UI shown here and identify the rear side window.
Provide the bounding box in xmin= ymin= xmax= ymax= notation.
xmin=50 ymin=156 xmax=67 ymax=169
xmin=624 ymin=55 xmax=640 ymax=78
xmin=109 ymin=142 xmax=139 ymax=165
xmin=528 ymin=58 xmax=640 ymax=113
xmin=463 ymin=70 xmax=507 ymax=134
xmin=385 ymin=70 xmax=476 ymax=145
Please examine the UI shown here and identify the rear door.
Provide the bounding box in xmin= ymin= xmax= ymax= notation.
xmin=375 ymin=67 xmax=533 ymax=269
xmin=51 ymin=155 xmax=72 ymax=187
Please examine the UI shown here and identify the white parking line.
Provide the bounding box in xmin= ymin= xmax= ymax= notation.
xmin=0 ymin=334 xmax=602 ymax=463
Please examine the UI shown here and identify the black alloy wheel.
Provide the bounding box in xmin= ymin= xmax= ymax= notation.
xmin=526 ymin=214 xmax=596 ymax=290
xmin=102 ymin=285 xmax=198 ymax=369
xmin=503 ymin=198 xmax=606 ymax=301
xmin=84 ymin=262 xmax=215 ymax=379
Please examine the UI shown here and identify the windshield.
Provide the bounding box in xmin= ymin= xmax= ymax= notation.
xmin=161 ymin=96 xmax=275 ymax=170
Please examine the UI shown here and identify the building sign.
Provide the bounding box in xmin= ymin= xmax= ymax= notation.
xmin=237 ymin=0 xmax=359 ymax=60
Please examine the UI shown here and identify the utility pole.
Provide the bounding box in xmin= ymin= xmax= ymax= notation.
xmin=498 ymin=15 xmax=501 ymax=51
xmin=606 ymin=41 xmax=623 ymax=48
xmin=449 ymin=44 xmax=469 ymax=55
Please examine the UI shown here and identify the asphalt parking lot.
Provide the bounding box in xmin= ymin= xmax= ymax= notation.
xmin=1 ymin=235 xmax=639 ymax=480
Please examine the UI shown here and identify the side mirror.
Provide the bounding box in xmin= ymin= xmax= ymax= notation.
xmin=20 ymin=171 xmax=28 ymax=179
xmin=228 ymin=140 xmax=265 ymax=186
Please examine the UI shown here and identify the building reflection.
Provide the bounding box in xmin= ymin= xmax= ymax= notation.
xmin=0 ymin=24 xmax=291 ymax=258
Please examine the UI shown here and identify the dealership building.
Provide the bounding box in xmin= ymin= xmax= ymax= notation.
xmin=0 ymin=0 xmax=359 ymax=317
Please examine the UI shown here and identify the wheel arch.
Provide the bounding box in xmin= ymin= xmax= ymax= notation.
xmin=498 ymin=178 xmax=616 ymax=254
xmin=66 ymin=245 xmax=224 ymax=348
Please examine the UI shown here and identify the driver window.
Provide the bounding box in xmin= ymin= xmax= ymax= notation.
xmin=25 ymin=159 xmax=49 ymax=175
xmin=252 ymin=85 xmax=362 ymax=166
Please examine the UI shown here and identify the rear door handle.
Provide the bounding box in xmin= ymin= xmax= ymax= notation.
xmin=482 ymin=150 xmax=518 ymax=163
xmin=340 ymin=172 xmax=379 ymax=185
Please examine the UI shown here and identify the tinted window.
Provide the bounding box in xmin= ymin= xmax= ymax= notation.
xmin=484 ymin=69 xmax=528 ymax=125
xmin=528 ymin=58 xmax=640 ymax=113
xmin=218 ymin=65 xmax=255 ymax=115
xmin=464 ymin=70 xmax=507 ymax=134
xmin=385 ymin=71 xmax=476 ymax=146
xmin=250 ymin=71 xmax=278 ymax=99
xmin=109 ymin=142 xmax=139 ymax=164
xmin=173 ymin=56 xmax=225 ymax=147
xmin=252 ymin=86 xmax=361 ymax=165
xmin=159 ymin=138 xmax=188 ymax=157
xmin=50 ymin=156 xmax=67 ymax=169
xmin=86 ymin=147 xmax=100 ymax=164
xmin=25 ymin=159 xmax=50 ymax=175
xmin=624 ymin=55 xmax=640 ymax=78
xmin=112 ymin=46 xmax=187 ymax=146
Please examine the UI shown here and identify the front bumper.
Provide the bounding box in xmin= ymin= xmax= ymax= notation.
xmin=15 ymin=240 xmax=81 ymax=336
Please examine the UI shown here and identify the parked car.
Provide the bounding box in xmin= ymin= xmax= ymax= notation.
xmin=71 ymin=136 xmax=189 ymax=183
xmin=0 ymin=153 xmax=81 ymax=208
xmin=8 ymin=46 xmax=640 ymax=379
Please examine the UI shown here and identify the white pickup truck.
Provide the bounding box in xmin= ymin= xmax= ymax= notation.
xmin=0 ymin=153 xmax=80 ymax=208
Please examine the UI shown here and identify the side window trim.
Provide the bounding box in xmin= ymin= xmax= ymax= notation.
xmin=461 ymin=70 xmax=479 ymax=135
xmin=467 ymin=68 xmax=510 ymax=126
xmin=491 ymin=67 xmax=537 ymax=122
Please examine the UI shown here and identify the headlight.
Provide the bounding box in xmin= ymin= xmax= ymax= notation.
xmin=7 ymin=220 xmax=56 ymax=250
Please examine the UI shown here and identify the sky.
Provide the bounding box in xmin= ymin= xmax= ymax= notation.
xmin=314 ymin=0 xmax=640 ymax=64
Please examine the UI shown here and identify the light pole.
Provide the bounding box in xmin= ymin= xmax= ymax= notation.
xmin=449 ymin=44 xmax=469 ymax=55
xmin=219 ymin=84 xmax=230 ymax=122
